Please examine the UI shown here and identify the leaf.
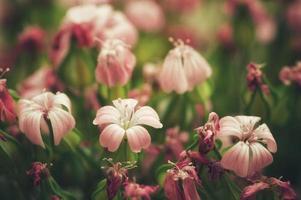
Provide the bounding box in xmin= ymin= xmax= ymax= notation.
xmin=155 ymin=164 xmax=173 ymax=186
xmin=48 ymin=176 xmax=76 ymax=200
xmin=91 ymin=179 xmax=108 ymax=200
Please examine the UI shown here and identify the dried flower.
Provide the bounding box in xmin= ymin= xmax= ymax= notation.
xmin=93 ymin=98 xmax=162 ymax=152
xmin=27 ymin=162 xmax=49 ymax=186
xmin=0 ymin=77 xmax=16 ymax=123
xmin=246 ymin=63 xmax=269 ymax=95
xmin=124 ymin=181 xmax=159 ymax=200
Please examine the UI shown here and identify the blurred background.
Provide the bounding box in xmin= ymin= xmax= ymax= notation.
xmin=0 ymin=0 xmax=301 ymax=199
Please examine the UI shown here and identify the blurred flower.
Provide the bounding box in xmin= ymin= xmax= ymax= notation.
xmin=241 ymin=176 xmax=297 ymax=200
xmin=165 ymin=0 xmax=200 ymax=13
xmin=125 ymin=0 xmax=165 ymax=32
xmin=246 ymin=63 xmax=269 ymax=95
xmin=164 ymin=127 xmax=189 ymax=161
xmin=18 ymin=67 xmax=63 ymax=99
xmin=218 ymin=116 xmax=277 ymax=177
xmin=95 ymin=39 xmax=136 ymax=87
xmin=93 ymin=98 xmax=162 ymax=152
xmin=142 ymin=62 xmax=160 ymax=84
xmin=27 ymin=162 xmax=49 ymax=186
xmin=0 ymin=77 xmax=16 ymax=123
xmin=164 ymin=159 xmax=201 ymax=200
xmin=124 ymin=181 xmax=159 ymax=200
xmin=84 ymin=85 xmax=101 ymax=111
xmin=286 ymin=1 xmax=301 ymax=33
xmin=159 ymin=39 xmax=212 ymax=94
xmin=142 ymin=144 xmax=161 ymax=173
xmin=217 ymin=23 xmax=234 ymax=50
xmin=128 ymin=84 xmax=152 ymax=106
xmin=279 ymin=62 xmax=301 ymax=87
xmin=196 ymin=112 xmax=220 ymax=154
xmin=17 ymin=26 xmax=45 ymax=53
xmin=18 ymin=91 xmax=75 ymax=148
xmin=167 ymin=26 xmax=201 ymax=48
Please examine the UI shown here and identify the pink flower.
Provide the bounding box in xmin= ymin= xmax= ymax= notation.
xmin=128 ymin=84 xmax=152 ymax=106
xmin=18 ymin=91 xmax=75 ymax=148
xmin=246 ymin=63 xmax=269 ymax=95
xmin=18 ymin=67 xmax=63 ymax=99
xmin=17 ymin=26 xmax=45 ymax=53
xmin=218 ymin=116 xmax=277 ymax=177
xmin=196 ymin=112 xmax=220 ymax=154
xmin=279 ymin=62 xmax=301 ymax=87
xmin=27 ymin=162 xmax=49 ymax=186
xmin=93 ymin=98 xmax=163 ymax=152
xmin=165 ymin=0 xmax=200 ymax=13
xmin=142 ymin=62 xmax=160 ymax=84
xmin=125 ymin=0 xmax=165 ymax=32
xmin=241 ymin=181 xmax=270 ymax=199
xmin=164 ymin=159 xmax=201 ymax=200
xmin=0 ymin=78 xmax=16 ymax=123
xmin=159 ymin=39 xmax=212 ymax=94
xmin=124 ymin=181 xmax=159 ymax=200
xmin=95 ymin=39 xmax=136 ymax=87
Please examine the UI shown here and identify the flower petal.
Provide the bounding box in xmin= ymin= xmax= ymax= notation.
xmin=219 ymin=116 xmax=243 ymax=139
xmin=48 ymin=107 xmax=75 ymax=145
xmin=183 ymin=178 xmax=201 ymax=200
xmin=93 ymin=106 xmax=120 ymax=125
xmin=131 ymin=106 xmax=162 ymax=128
xmin=99 ymin=124 xmax=125 ymax=152
xmin=249 ymin=142 xmax=273 ymax=175
xmin=126 ymin=125 xmax=151 ymax=152
xmin=253 ymin=123 xmax=277 ymax=153
xmin=53 ymin=92 xmax=72 ymax=112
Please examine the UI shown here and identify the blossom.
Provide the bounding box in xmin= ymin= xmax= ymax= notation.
xmin=246 ymin=63 xmax=269 ymax=95
xmin=95 ymin=39 xmax=136 ymax=87
xmin=128 ymin=84 xmax=152 ymax=106
xmin=0 ymin=78 xmax=16 ymax=123
xmin=125 ymin=0 xmax=165 ymax=32
xmin=124 ymin=181 xmax=159 ymax=200
xmin=17 ymin=26 xmax=45 ymax=53
xmin=164 ymin=159 xmax=201 ymax=200
xmin=164 ymin=127 xmax=189 ymax=160
xmin=27 ymin=162 xmax=49 ymax=186
xmin=18 ymin=91 xmax=75 ymax=148
xmin=159 ymin=39 xmax=212 ymax=94
xmin=279 ymin=62 xmax=301 ymax=87
xmin=18 ymin=67 xmax=63 ymax=99
xmin=196 ymin=112 xmax=220 ymax=154
xmin=218 ymin=116 xmax=277 ymax=177
xmin=241 ymin=176 xmax=297 ymax=200
xmin=93 ymin=98 xmax=162 ymax=152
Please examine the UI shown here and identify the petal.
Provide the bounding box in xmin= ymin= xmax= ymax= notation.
xmin=48 ymin=107 xmax=75 ymax=145
xmin=164 ymin=173 xmax=184 ymax=200
xmin=131 ymin=106 xmax=162 ymax=128
xmin=126 ymin=126 xmax=151 ymax=153
xmin=183 ymin=178 xmax=201 ymax=200
xmin=19 ymin=110 xmax=44 ymax=147
xmin=235 ymin=116 xmax=261 ymax=129
xmin=253 ymin=124 xmax=277 ymax=153
xmin=219 ymin=116 xmax=242 ymax=139
xmin=248 ymin=142 xmax=273 ymax=176
xmin=53 ymin=92 xmax=72 ymax=112
xmin=221 ymin=141 xmax=250 ymax=177
xmin=99 ymin=124 xmax=125 ymax=152
xmin=93 ymin=106 xmax=120 ymax=125
xmin=112 ymin=98 xmax=138 ymax=111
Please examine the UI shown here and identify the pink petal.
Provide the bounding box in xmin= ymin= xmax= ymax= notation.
xmin=249 ymin=142 xmax=273 ymax=176
xmin=253 ymin=123 xmax=277 ymax=153
xmin=219 ymin=116 xmax=242 ymax=139
xmin=99 ymin=124 xmax=125 ymax=152
xmin=19 ymin=110 xmax=44 ymax=147
xmin=183 ymin=178 xmax=201 ymax=200
xmin=126 ymin=125 xmax=151 ymax=153
xmin=235 ymin=116 xmax=261 ymax=129
xmin=221 ymin=141 xmax=250 ymax=177
xmin=112 ymin=98 xmax=138 ymax=111
xmin=48 ymin=107 xmax=75 ymax=145
xmin=241 ymin=182 xmax=270 ymax=200
xmin=132 ymin=106 xmax=162 ymax=128
xmin=93 ymin=106 xmax=120 ymax=125
xmin=53 ymin=92 xmax=72 ymax=112
xmin=164 ymin=173 xmax=184 ymax=200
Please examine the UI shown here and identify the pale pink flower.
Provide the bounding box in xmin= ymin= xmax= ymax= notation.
xmin=142 ymin=62 xmax=160 ymax=83
xmin=18 ymin=92 xmax=75 ymax=148
xmin=18 ymin=67 xmax=63 ymax=99
xmin=93 ymin=98 xmax=163 ymax=152
xmin=159 ymin=40 xmax=212 ymax=94
xmin=219 ymin=116 xmax=277 ymax=177
xmin=95 ymin=39 xmax=136 ymax=87
xmin=128 ymin=84 xmax=152 ymax=106
xmin=0 ymin=78 xmax=16 ymax=123
xmin=124 ymin=181 xmax=159 ymax=200
xmin=125 ymin=0 xmax=165 ymax=32
xmin=164 ymin=159 xmax=201 ymax=200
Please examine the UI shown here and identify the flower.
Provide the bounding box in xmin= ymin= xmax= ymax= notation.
xmin=164 ymin=159 xmax=201 ymax=200
xmin=241 ymin=176 xmax=297 ymax=200
xmin=279 ymin=62 xmax=301 ymax=87
xmin=196 ymin=112 xmax=220 ymax=154
xmin=128 ymin=84 xmax=152 ymax=106
xmin=124 ymin=181 xmax=159 ymax=200
xmin=0 ymin=78 xmax=16 ymax=123
xmin=95 ymin=39 xmax=136 ymax=87
xmin=27 ymin=162 xmax=49 ymax=186
xmin=18 ymin=91 xmax=75 ymax=148
xmin=159 ymin=39 xmax=212 ymax=94
xmin=218 ymin=116 xmax=277 ymax=177
xmin=17 ymin=26 xmax=45 ymax=53
xmin=125 ymin=0 xmax=165 ymax=32
xmin=93 ymin=98 xmax=163 ymax=152
xmin=246 ymin=63 xmax=269 ymax=95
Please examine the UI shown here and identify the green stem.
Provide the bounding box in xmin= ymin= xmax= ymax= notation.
xmin=245 ymin=90 xmax=257 ymax=114
xmin=46 ymin=119 xmax=55 ymax=163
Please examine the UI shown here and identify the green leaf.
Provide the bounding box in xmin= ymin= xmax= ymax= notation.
xmin=91 ymin=179 xmax=108 ymax=200
xmin=155 ymin=163 xmax=172 ymax=186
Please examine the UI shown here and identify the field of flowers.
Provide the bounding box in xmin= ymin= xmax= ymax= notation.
xmin=0 ymin=0 xmax=300 ymax=199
